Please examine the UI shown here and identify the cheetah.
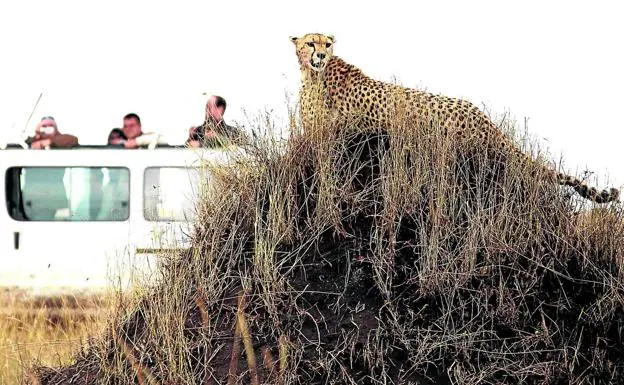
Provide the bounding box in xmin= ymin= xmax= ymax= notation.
xmin=289 ymin=32 xmax=620 ymax=204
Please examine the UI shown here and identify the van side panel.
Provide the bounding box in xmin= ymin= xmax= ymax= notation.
xmin=0 ymin=148 xmax=234 ymax=294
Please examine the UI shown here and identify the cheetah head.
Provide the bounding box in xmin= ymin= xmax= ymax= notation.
xmin=290 ymin=33 xmax=335 ymax=73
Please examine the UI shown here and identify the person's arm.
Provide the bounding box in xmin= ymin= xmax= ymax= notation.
xmin=109 ymin=137 xmax=124 ymax=145
xmin=30 ymin=139 xmax=51 ymax=149
xmin=224 ymin=124 xmax=249 ymax=146
xmin=134 ymin=133 xmax=162 ymax=147
xmin=123 ymin=138 xmax=139 ymax=148
xmin=188 ymin=126 xmax=198 ymax=139
xmin=51 ymin=134 xmax=79 ymax=148
xmin=186 ymin=126 xmax=199 ymax=147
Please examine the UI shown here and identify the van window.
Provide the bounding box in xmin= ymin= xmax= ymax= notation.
xmin=5 ymin=167 xmax=130 ymax=221
xmin=143 ymin=167 xmax=204 ymax=222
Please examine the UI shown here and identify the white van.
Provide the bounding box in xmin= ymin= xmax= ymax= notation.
xmin=0 ymin=145 xmax=239 ymax=295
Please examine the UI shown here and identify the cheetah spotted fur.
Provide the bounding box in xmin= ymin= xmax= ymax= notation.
xmin=290 ymin=32 xmax=620 ymax=204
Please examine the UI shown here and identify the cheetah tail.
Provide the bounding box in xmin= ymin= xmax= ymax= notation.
xmin=554 ymin=170 xmax=621 ymax=204
xmin=509 ymin=143 xmax=620 ymax=204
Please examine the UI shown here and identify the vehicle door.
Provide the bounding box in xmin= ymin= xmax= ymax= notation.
xmin=0 ymin=151 xmax=133 ymax=293
xmin=130 ymin=150 xmax=223 ymax=272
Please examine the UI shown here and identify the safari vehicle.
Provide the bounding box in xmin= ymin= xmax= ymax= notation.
xmin=0 ymin=143 xmax=239 ymax=295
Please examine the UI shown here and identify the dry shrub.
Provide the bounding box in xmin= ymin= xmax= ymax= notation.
xmin=25 ymin=105 xmax=624 ymax=385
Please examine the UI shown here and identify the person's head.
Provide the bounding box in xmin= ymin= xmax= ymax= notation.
xmin=36 ymin=116 xmax=59 ymax=138
xmin=122 ymin=113 xmax=142 ymax=138
xmin=107 ymin=128 xmax=125 ymax=145
xmin=206 ymin=95 xmax=226 ymax=123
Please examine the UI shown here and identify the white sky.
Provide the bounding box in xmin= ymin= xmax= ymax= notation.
xmin=1 ymin=0 xmax=623 ymax=189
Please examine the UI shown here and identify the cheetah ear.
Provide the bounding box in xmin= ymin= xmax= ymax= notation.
xmin=327 ymin=35 xmax=335 ymax=42
xmin=289 ymin=36 xmax=299 ymax=44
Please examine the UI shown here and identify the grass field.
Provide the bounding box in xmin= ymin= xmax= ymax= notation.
xmin=0 ymin=289 xmax=112 ymax=385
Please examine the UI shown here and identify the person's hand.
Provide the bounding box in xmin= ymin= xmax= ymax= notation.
xmin=30 ymin=139 xmax=52 ymax=149
xmin=124 ymin=138 xmax=138 ymax=148
xmin=32 ymin=124 xmax=43 ymax=141
xmin=188 ymin=140 xmax=201 ymax=148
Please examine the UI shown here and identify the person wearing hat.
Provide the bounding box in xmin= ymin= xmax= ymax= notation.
xmin=26 ymin=116 xmax=79 ymax=149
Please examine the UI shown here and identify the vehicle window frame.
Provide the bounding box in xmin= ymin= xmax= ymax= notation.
xmin=4 ymin=166 xmax=131 ymax=222
xmin=143 ymin=166 xmax=204 ymax=223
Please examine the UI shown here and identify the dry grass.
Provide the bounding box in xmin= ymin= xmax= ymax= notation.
xmin=20 ymin=99 xmax=624 ymax=384
xmin=0 ymin=289 xmax=112 ymax=385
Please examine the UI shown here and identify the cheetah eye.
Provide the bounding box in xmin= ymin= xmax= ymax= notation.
xmin=325 ymin=43 xmax=332 ymax=48
xmin=306 ymin=42 xmax=315 ymax=47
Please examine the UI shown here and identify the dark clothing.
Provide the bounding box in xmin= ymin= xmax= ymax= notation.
xmin=188 ymin=118 xmax=248 ymax=148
